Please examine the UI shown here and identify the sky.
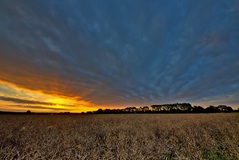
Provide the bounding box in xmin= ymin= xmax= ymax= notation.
xmin=0 ymin=0 xmax=239 ymax=112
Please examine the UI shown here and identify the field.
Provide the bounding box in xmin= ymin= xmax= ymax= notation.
xmin=0 ymin=114 xmax=239 ymax=160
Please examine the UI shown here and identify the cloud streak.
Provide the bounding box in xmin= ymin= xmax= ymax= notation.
xmin=9 ymin=105 xmax=70 ymax=111
xmin=0 ymin=0 xmax=239 ymax=109
xmin=0 ymin=96 xmax=75 ymax=107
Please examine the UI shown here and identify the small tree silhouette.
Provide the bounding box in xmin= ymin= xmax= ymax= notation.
xmin=26 ymin=110 xmax=31 ymax=114
xmin=96 ymin=108 xmax=103 ymax=114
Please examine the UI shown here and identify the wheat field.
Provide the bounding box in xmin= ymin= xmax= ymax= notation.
xmin=0 ymin=113 xmax=239 ymax=160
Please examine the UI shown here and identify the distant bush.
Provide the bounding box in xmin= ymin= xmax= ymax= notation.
xmin=26 ymin=110 xmax=31 ymax=114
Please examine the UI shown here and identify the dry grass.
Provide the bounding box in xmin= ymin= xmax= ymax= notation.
xmin=0 ymin=113 xmax=239 ymax=159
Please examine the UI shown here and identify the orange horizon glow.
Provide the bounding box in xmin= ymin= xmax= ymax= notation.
xmin=1 ymin=80 xmax=238 ymax=112
xmin=0 ymin=80 xmax=102 ymax=113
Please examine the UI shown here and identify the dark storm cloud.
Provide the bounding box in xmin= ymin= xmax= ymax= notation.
xmin=0 ymin=0 xmax=239 ymax=107
xmin=0 ymin=96 xmax=75 ymax=107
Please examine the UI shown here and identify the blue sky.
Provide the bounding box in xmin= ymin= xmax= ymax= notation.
xmin=0 ymin=0 xmax=239 ymax=111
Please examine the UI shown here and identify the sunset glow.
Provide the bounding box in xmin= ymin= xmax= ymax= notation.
xmin=0 ymin=81 xmax=99 ymax=113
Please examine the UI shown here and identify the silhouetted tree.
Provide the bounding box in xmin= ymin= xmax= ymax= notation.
xmin=96 ymin=108 xmax=103 ymax=114
xmin=217 ymin=105 xmax=233 ymax=112
xmin=205 ymin=105 xmax=220 ymax=113
xmin=192 ymin=106 xmax=205 ymax=113
xmin=103 ymin=109 xmax=111 ymax=113
xmin=227 ymin=106 xmax=233 ymax=112
xmin=26 ymin=110 xmax=31 ymax=114
xmin=86 ymin=111 xmax=93 ymax=114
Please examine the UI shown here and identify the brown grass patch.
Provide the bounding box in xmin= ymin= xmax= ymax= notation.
xmin=0 ymin=113 xmax=239 ymax=159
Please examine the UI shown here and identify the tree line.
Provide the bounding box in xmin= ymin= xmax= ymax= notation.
xmin=1 ymin=103 xmax=238 ymax=114
xmin=89 ymin=103 xmax=238 ymax=114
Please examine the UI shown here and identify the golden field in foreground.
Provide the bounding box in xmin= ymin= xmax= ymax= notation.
xmin=0 ymin=113 xmax=239 ymax=159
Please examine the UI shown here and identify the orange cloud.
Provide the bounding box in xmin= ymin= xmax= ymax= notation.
xmin=0 ymin=80 xmax=100 ymax=113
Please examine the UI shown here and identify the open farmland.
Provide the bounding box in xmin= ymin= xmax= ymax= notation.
xmin=0 ymin=113 xmax=239 ymax=160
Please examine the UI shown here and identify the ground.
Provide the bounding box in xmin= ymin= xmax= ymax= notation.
xmin=0 ymin=113 xmax=239 ymax=159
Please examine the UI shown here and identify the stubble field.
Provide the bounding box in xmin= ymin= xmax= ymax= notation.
xmin=0 ymin=113 xmax=239 ymax=160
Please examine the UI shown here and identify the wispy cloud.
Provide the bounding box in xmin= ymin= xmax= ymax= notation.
xmin=9 ymin=105 xmax=71 ymax=111
xmin=0 ymin=96 xmax=75 ymax=107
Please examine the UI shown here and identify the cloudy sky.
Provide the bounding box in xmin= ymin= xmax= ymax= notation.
xmin=0 ymin=0 xmax=239 ymax=112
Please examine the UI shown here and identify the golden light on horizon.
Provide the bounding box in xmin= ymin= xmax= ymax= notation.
xmin=0 ymin=80 xmax=100 ymax=113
